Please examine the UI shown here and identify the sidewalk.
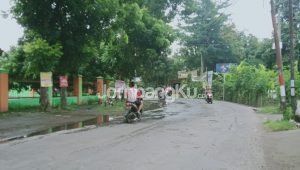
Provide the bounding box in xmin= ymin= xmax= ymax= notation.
xmin=0 ymin=101 xmax=159 ymax=141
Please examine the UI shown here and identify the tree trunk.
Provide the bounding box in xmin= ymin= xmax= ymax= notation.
xmin=40 ymin=87 xmax=49 ymax=111
xmin=60 ymin=87 xmax=67 ymax=109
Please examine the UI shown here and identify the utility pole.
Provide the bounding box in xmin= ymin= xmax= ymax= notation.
xmin=206 ymin=67 xmax=208 ymax=83
xmin=223 ymin=73 xmax=225 ymax=101
xmin=289 ymin=0 xmax=297 ymax=115
xmin=201 ymin=53 xmax=204 ymax=76
xmin=270 ymin=0 xmax=286 ymax=111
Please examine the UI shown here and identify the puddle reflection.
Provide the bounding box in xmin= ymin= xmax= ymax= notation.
xmin=2 ymin=108 xmax=172 ymax=143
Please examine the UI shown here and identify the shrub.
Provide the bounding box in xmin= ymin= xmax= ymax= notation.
xmin=213 ymin=61 xmax=276 ymax=106
xmin=283 ymin=107 xmax=294 ymax=120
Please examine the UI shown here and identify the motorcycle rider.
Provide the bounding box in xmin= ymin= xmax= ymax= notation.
xmin=158 ymin=86 xmax=167 ymax=106
xmin=126 ymin=82 xmax=143 ymax=119
xmin=205 ymin=86 xmax=213 ymax=103
xmin=137 ymin=88 xmax=144 ymax=113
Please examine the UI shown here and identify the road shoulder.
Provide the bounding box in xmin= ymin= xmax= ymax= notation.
xmin=256 ymin=113 xmax=300 ymax=170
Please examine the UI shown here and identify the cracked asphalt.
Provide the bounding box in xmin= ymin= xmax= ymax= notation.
xmin=0 ymin=99 xmax=280 ymax=170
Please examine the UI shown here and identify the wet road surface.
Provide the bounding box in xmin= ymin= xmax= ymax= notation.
xmin=0 ymin=99 xmax=266 ymax=169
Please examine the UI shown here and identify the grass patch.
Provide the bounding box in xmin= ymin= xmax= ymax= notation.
xmin=264 ymin=120 xmax=296 ymax=132
xmin=259 ymin=105 xmax=280 ymax=114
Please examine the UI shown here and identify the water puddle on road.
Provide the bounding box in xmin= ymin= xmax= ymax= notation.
xmin=0 ymin=115 xmax=111 ymax=144
xmin=0 ymin=109 xmax=173 ymax=144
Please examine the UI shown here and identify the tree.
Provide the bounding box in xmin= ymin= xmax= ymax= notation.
xmin=12 ymin=0 xmax=119 ymax=108
xmin=12 ymin=0 xmax=176 ymax=86
xmin=23 ymin=38 xmax=62 ymax=77
xmin=23 ymin=38 xmax=62 ymax=110
xmin=1 ymin=46 xmax=31 ymax=91
xmin=120 ymin=0 xmax=188 ymax=22
xmin=99 ymin=2 xmax=175 ymax=82
xmin=139 ymin=0 xmax=186 ymax=22
xmin=275 ymin=0 xmax=300 ymax=69
xmin=255 ymin=39 xmax=276 ymax=69
xmin=213 ymin=61 xmax=276 ymax=106
xmin=12 ymin=0 xmax=119 ymax=75
xmin=3 ymin=38 xmax=62 ymax=110
xmin=180 ymin=0 xmax=240 ymax=70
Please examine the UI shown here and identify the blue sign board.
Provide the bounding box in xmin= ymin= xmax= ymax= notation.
xmin=216 ymin=63 xmax=235 ymax=73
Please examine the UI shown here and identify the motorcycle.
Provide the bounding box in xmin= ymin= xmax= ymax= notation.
xmin=206 ymin=93 xmax=213 ymax=104
xmin=124 ymin=102 xmax=142 ymax=123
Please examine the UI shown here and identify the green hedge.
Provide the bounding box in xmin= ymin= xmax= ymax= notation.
xmin=9 ymin=96 xmax=99 ymax=111
xmin=9 ymin=98 xmax=40 ymax=110
xmin=213 ymin=61 xmax=277 ymax=107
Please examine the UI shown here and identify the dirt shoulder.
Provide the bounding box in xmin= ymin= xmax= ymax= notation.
xmin=263 ymin=129 xmax=300 ymax=170
xmin=256 ymin=113 xmax=300 ymax=170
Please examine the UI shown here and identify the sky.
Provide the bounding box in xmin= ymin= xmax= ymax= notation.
xmin=0 ymin=0 xmax=273 ymax=52
xmin=0 ymin=0 xmax=23 ymax=52
xmin=226 ymin=0 xmax=272 ymax=39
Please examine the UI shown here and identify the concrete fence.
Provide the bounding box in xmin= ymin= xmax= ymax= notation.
xmin=0 ymin=69 xmax=111 ymax=113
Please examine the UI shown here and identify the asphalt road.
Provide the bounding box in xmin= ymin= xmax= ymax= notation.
xmin=0 ymin=99 xmax=267 ymax=170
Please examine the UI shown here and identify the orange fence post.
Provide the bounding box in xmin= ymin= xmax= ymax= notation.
xmin=97 ymin=76 xmax=103 ymax=96
xmin=73 ymin=75 xmax=82 ymax=105
xmin=0 ymin=69 xmax=8 ymax=112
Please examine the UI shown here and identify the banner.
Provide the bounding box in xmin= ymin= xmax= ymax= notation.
xmin=59 ymin=76 xmax=68 ymax=88
xmin=207 ymin=71 xmax=213 ymax=87
xmin=115 ymin=80 xmax=125 ymax=89
xmin=40 ymin=72 xmax=52 ymax=87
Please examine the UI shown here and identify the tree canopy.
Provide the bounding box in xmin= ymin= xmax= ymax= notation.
xmin=3 ymin=0 xmax=181 ymax=87
xmin=180 ymin=0 xmax=240 ymax=70
xmin=0 ymin=0 xmax=295 ymax=88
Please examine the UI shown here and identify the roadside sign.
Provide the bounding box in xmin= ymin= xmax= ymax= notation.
xmin=190 ymin=70 xmax=198 ymax=78
xmin=115 ymin=80 xmax=125 ymax=99
xmin=216 ymin=64 xmax=236 ymax=101
xmin=133 ymin=77 xmax=142 ymax=83
xmin=115 ymin=80 xmax=125 ymax=89
xmin=272 ymin=42 xmax=283 ymax=49
xmin=59 ymin=76 xmax=68 ymax=88
xmin=216 ymin=63 xmax=235 ymax=74
xmin=178 ymin=70 xmax=188 ymax=79
xmin=40 ymin=72 xmax=52 ymax=87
